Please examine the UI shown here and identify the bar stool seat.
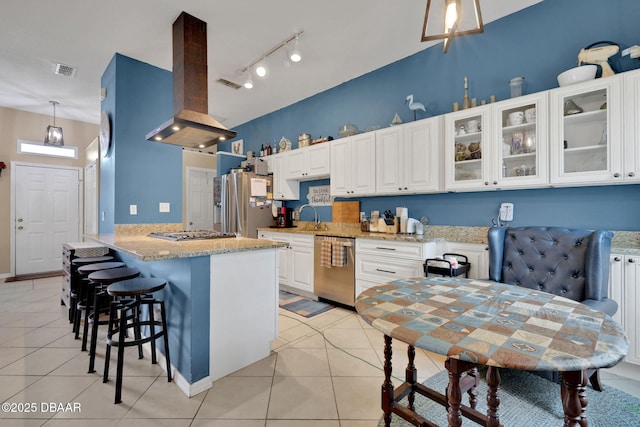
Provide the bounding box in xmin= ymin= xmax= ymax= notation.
xmin=103 ymin=277 xmax=172 ymax=404
xmin=86 ymin=267 xmax=141 ymax=374
xmin=74 ymin=262 xmax=126 ymax=346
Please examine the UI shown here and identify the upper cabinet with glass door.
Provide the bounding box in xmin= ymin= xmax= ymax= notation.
xmin=444 ymin=105 xmax=491 ymax=191
xmin=549 ymin=77 xmax=622 ymax=185
xmin=492 ymin=93 xmax=548 ymax=189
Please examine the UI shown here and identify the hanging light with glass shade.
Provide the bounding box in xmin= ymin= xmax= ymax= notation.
xmin=44 ymin=100 xmax=64 ymax=146
xmin=421 ymin=0 xmax=484 ymax=53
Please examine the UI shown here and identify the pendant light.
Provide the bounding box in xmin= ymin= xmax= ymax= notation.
xmin=44 ymin=100 xmax=64 ymax=146
xmin=421 ymin=0 xmax=484 ymax=53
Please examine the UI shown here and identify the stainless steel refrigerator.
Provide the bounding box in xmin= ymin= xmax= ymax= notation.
xmin=213 ymin=171 xmax=274 ymax=238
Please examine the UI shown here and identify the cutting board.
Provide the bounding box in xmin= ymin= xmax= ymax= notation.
xmin=332 ymin=201 xmax=360 ymax=223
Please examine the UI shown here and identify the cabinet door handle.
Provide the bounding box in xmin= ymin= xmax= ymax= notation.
xmin=484 ymin=181 xmax=489 ymax=186
xmin=629 ymin=172 xmax=636 ymax=177
xmin=375 ymin=247 xmax=397 ymax=251
xmin=493 ymin=181 xmax=498 ymax=185
xmin=629 ymin=258 xmax=636 ymax=263
xmin=376 ymin=268 xmax=396 ymax=274
xmin=614 ymin=256 xmax=621 ymax=262
xmin=613 ymin=172 xmax=621 ymax=178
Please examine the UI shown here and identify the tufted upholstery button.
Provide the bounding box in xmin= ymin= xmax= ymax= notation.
xmin=564 ymin=255 xmax=569 ymax=260
xmin=561 ymin=289 xmax=567 ymax=294
xmin=528 ymin=267 xmax=534 ymax=272
xmin=540 ymin=253 xmax=545 ymax=259
xmin=538 ymin=285 xmax=543 ymax=290
xmin=549 ymin=270 xmax=555 ymax=275
xmin=529 ymin=237 xmax=535 ymax=242
xmin=518 ymin=250 xmax=524 ymax=255
xmin=552 ymin=239 xmax=558 ymax=245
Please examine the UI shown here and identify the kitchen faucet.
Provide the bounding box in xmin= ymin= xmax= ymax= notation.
xmin=296 ymin=204 xmax=321 ymax=229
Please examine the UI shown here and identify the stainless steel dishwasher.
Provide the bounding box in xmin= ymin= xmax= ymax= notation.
xmin=314 ymin=236 xmax=356 ymax=306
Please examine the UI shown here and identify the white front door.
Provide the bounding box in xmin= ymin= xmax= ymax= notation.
xmin=186 ymin=167 xmax=215 ymax=231
xmin=14 ymin=164 xmax=81 ymax=275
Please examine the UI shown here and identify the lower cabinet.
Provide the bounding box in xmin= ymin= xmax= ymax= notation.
xmin=355 ymin=238 xmax=437 ymax=298
xmin=258 ymin=231 xmax=314 ymax=294
xmin=609 ymin=253 xmax=640 ymax=365
xmin=444 ymin=242 xmax=490 ymax=280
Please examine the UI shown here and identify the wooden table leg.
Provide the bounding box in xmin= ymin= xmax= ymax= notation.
xmin=445 ymin=359 xmax=464 ymax=427
xmin=406 ymin=345 xmax=417 ymax=411
xmin=466 ymin=367 xmax=479 ymax=409
xmin=486 ymin=367 xmax=501 ymax=427
xmin=561 ymin=370 xmax=588 ymax=427
xmin=382 ymin=335 xmax=394 ymax=426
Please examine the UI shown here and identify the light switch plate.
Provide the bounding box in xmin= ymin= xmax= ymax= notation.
xmin=159 ymin=202 xmax=170 ymax=213
xmin=129 ymin=204 xmax=137 ymax=215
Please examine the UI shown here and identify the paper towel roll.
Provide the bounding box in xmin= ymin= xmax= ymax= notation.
xmin=396 ymin=207 xmax=408 ymax=218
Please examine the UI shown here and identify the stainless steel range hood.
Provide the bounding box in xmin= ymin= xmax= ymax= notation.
xmin=146 ymin=12 xmax=236 ymax=149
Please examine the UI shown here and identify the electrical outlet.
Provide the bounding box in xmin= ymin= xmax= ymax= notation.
xmin=159 ymin=202 xmax=170 ymax=213
xmin=129 ymin=204 xmax=137 ymax=215
xmin=499 ymin=203 xmax=514 ymax=222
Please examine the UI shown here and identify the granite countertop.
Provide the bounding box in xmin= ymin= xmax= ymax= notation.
xmin=259 ymin=222 xmax=640 ymax=254
xmin=85 ymin=224 xmax=288 ymax=262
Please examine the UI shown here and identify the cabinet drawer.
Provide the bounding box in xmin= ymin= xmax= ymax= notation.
xmin=356 ymin=255 xmax=423 ymax=283
xmin=291 ymin=234 xmax=313 ymax=247
xmin=356 ymin=239 xmax=425 ymax=260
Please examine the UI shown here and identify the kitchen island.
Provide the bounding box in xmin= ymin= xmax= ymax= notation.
xmin=86 ymin=225 xmax=288 ymax=397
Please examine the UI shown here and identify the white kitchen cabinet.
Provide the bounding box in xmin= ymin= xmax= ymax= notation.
xmin=270 ymin=153 xmax=300 ymax=200
xmin=608 ymin=253 xmax=640 ymax=365
xmin=491 ymin=92 xmax=549 ymax=189
xmin=444 ymin=241 xmax=489 ymax=280
xmin=285 ymin=143 xmax=330 ymax=180
xmin=355 ymin=238 xmax=437 ymax=297
xmin=376 ymin=117 xmax=442 ymax=195
xmin=330 ymin=133 xmax=376 ymax=197
xmin=444 ymin=105 xmax=492 ymax=191
xmin=258 ymin=231 xmax=314 ymax=295
xmin=549 ymin=76 xmax=623 ymax=185
xmin=623 ymin=69 xmax=640 ymax=183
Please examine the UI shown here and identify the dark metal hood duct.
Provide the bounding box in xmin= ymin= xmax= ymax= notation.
xmin=146 ymin=12 xmax=236 ymax=148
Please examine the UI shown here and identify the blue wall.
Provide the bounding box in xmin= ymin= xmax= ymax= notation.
xmin=219 ymin=0 xmax=640 ymax=231
xmin=100 ymin=54 xmax=182 ymax=232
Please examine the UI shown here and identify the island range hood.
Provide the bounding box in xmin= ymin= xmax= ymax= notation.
xmin=146 ymin=12 xmax=236 ymax=149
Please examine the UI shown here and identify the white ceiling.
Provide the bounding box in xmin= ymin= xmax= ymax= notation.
xmin=0 ymin=0 xmax=541 ymax=127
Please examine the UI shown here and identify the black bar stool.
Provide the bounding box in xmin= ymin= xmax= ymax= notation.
xmin=86 ymin=267 xmax=141 ymax=374
xmin=75 ymin=262 xmax=125 ymax=349
xmin=70 ymin=256 xmax=114 ymax=326
xmin=102 ymin=277 xmax=172 ymax=404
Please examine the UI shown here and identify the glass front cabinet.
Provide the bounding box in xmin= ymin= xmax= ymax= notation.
xmin=444 ymin=93 xmax=548 ymax=191
xmin=549 ymin=77 xmax=622 ymax=185
xmin=444 ymin=106 xmax=491 ymax=191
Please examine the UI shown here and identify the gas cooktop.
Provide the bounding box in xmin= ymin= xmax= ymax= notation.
xmin=147 ymin=230 xmax=236 ymax=241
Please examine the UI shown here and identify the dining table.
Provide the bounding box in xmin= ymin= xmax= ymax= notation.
xmin=355 ymin=276 xmax=629 ymax=427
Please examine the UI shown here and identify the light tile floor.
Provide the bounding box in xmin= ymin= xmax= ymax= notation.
xmin=1 ymin=276 xmax=639 ymax=426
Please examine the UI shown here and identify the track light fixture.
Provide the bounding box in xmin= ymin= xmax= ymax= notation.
xmin=289 ymin=35 xmax=302 ymax=63
xmin=236 ymin=30 xmax=303 ymax=89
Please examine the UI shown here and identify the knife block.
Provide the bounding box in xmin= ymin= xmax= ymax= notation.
xmin=377 ymin=217 xmax=399 ymax=234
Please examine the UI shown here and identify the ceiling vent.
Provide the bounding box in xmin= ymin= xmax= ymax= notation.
xmin=216 ymin=78 xmax=241 ymax=90
xmin=54 ymin=63 xmax=77 ymax=78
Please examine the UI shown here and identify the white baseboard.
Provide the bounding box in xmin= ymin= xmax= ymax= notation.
xmin=140 ymin=340 xmax=212 ymax=398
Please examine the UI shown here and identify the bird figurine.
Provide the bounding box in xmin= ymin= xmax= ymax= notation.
xmin=406 ymin=94 xmax=426 ymax=120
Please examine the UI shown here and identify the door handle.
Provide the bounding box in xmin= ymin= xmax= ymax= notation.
xmin=17 ymin=226 xmax=24 ymax=230
xmin=17 ymin=218 xmax=23 ymax=222
xmin=376 ymin=268 xmax=396 ymax=274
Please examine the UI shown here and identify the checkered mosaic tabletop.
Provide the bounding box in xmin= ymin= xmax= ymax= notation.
xmin=355 ymin=277 xmax=629 ymax=372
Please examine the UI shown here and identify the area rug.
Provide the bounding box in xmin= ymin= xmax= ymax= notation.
xmin=279 ymin=290 xmax=335 ymax=318
xmin=378 ymin=368 xmax=640 ymax=426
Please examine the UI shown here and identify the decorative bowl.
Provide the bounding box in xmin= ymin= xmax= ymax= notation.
xmin=338 ymin=123 xmax=359 ymax=137
xmin=557 ymin=65 xmax=597 ymax=87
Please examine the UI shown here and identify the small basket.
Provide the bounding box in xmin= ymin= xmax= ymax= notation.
xmin=424 ymin=253 xmax=470 ymax=278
